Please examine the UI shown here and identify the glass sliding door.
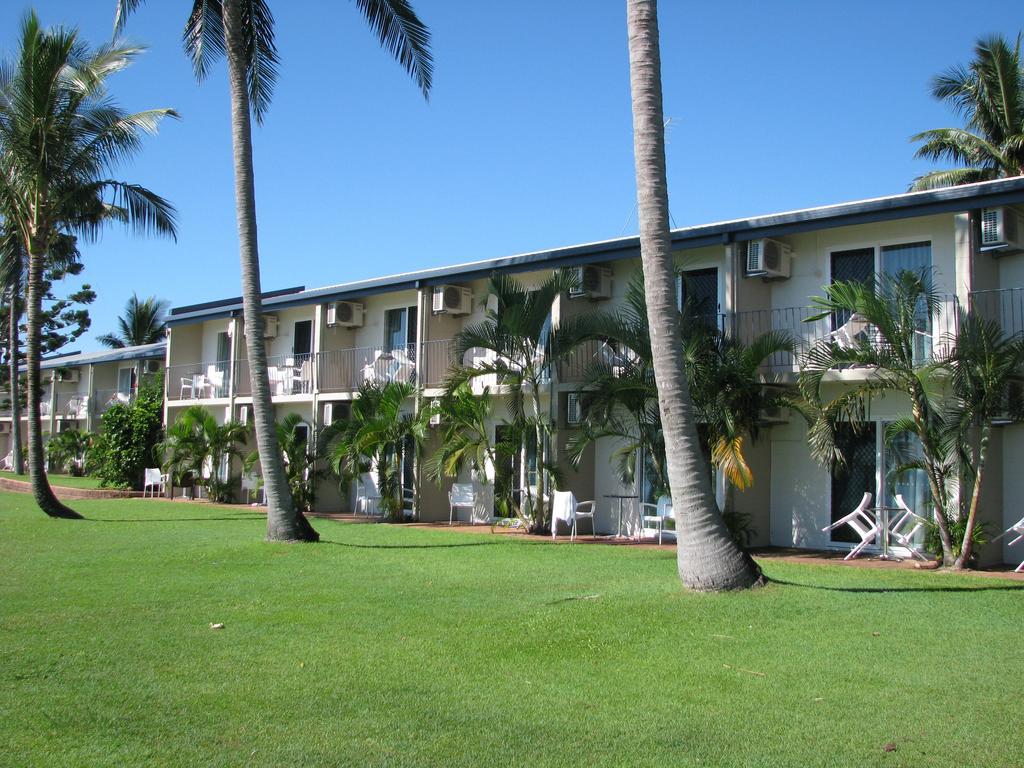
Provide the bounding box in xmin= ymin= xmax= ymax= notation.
xmin=830 ymin=423 xmax=877 ymax=544
xmin=677 ymin=267 xmax=719 ymax=329
xmin=881 ymin=241 xmax=932 ymax=363
xmin=830 ymin=248 xmax=874 ymax=330
xmin=384 ymin=307 xmax=417 ymax=354
xmin=882 ymin=426 xmax=930 ymax=549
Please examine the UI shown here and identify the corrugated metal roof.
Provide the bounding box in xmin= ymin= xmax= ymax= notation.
xmin=167 ymin=177 xmax=1024 ymax=326
xmin=39 ymin=341 xmax=166 ymax=370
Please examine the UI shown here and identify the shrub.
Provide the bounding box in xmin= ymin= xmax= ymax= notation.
xmin=91 ymin=377 xmax=164 ymax=489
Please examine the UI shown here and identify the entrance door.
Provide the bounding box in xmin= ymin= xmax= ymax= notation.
xmin=383 ymin=307 xmax=417 ymax=353
xmin=293 ymin=320 xmax=312 ymax=356
xmin=830 ymin=423 xmax=877 ymax=544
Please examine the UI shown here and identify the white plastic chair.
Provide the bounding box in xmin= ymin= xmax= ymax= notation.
xmin=241 ymin=472 xmax=265 ymax=505
xmin=995 ymin=515 xmax=1024 ymax=573
xmin=143 ymin=467 xmax=167 ymax=498
xmin=551 ymin=490 xmax=596 ymax=541
xmin=448 ymin=483 xmax=475 ymax=525
xmin=356 ymin=474 xmax=381 ymax=517
xmin=821 ymin=491 xmax=878 ymax=560
xmin=640 ymin=495 xmax=674 ymax=544
xmin=889 ymin=494 xmax=928 ymax=560
xmin=1 ymin=451 xmax=14 ymax=471
xmin=206 ymin=365 xmax=225 ymax=398
xmin=180 ymin=374 xmax=205 ymax=400
xmin=829 ymin=313 xmax=870 ymax=350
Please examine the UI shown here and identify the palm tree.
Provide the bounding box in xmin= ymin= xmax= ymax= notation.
xmin=114 ymin=0 xmax=432 ymax=542
xmin=97 ymin=293 xmax=168 ymax=348
xmin=0 ymin=227 xmax=24 ymax=475
xmin=160 ymin=405 xmax=250 ymax=502
xmin=946 ymin=311 xmax=1024 ymax=567
xmin=46 ymin=429 xmax=96 ymax=477
xmin=801 ymin=270 xmax=961 ymax=564
xmin=566 ymin=270 xmax=793 ymax=529
xmin=329 ymin=381 xmax=427 ymax=521
xmin=625 ymin=0 xmax=763 ymax=590
xmin=423 ymin=382 xmax=496 ymax=486
xmin=247 ymin=413 xmax=331 ymax=513
xmin=0 ymin=14 xmax=177 ymax=519
xmin=910 ymin=33 xmax=1024 ymax=190
xmin=447 ymin=271 xmax=576 ymax=533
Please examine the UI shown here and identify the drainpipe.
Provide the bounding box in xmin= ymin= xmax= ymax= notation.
xmin=85 ymin=363 xmax=95 ymax=433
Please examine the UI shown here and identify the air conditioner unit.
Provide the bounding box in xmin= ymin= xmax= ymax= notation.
xmin=143 ymin=359 xmax=161 ymax=375
xmin=57 ymin=369 xmax=80 ymax=383
xmin=322 ymin=402 xmax=333 ymax=425
xmin=326 ymin=301 xmax=364 ymax=328
xmin=745 ymin=239 xmax=792 ymax=279
xmin=262 ymin=315 xmax=278 ymax=338
xmin=238 ymin=404 xmax=250 ymax=426
xmin=0 ymin=422 xmax=10 ymax=434
xmin=980 ymin=207 xmax=1023 ymax=252
xmin=758 ymin=405 xmax=789 ymax=425
xmin=428 ymin=398 xmax=442 ymax=427
xmin=566 ymin=392 xmax=583 ymax=426
xmin=433 ymin=285 xmax=472 ymax=315
xmin=569 ymin=265 xmax=612 ymax=300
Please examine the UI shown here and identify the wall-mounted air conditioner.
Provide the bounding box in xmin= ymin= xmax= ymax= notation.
xmin=326 ymin=301 xmax=364 ymax=328
xmin=745 ymin=239 xmax=792 ymax=279
xmin=57 ymin=369 xmax=80 ymax=383
xmin=322 ymin=402 xmax=333 ymax=425
xmin=433 ymin=285 xmax=472 ymax=315
xmin=566 ymin=392 xmax=583 ymax=426
xmin=980 ymin=207 xmax=1023 ymax=253
xmin=758 ymin=405 xmax=789 ymax=425
xmin=262 ymin=315 xmax=278 ymax=338
xmin=238 ymin=404 xmax=251 ymax=426
xmin=143 ymin=359 xmax=161 ymax=375
xmin=569 ymin=265 xmax=612 ymax=300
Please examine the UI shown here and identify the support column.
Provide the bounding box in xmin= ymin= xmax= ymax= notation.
xmin=85 ymin=363 xmax=95 ymax=433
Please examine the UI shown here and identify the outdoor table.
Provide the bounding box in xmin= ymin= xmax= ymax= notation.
xmin=603 ymin=493 xmax=637 ymax=540
xmin=870 ymin=506 xmax=901 ymax=561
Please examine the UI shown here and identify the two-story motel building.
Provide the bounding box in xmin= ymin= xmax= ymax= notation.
xmin=155 ymin=178 xmax=1024 ymax=566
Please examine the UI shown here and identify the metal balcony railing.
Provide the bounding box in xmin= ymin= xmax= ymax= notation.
xmin=93 ymin=388 xmax=136 ymax=415
xmin=316 ymin=344 xmax=416 ymax=394
xmin=167 ymin=361 xmax=230 ymax=401
xmin=421 ymin=338 xmax=457 ymax=388
xmin=969 ymin=287 xmax=1024 ymax=339
xmin=234 ymin=353 xmax=315 ymax=397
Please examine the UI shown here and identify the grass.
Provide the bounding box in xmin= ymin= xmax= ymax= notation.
xmin=0 ymin=471 xmax=104 ymax=490
xmin=0 ymin=492 xmax=1020 ymax=767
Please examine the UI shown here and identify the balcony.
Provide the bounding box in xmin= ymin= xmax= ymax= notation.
xmin=167 ymin=362 xmax=230 ymax=401
xmin=969 ymin=287 xmax=1024 ymax=338
xmin=316 ymin=344 xmax=416 ymax=394
xmin=235 ymin=353 xmax=315 ymax=397
xmin=54 ymin=392 xmax=89 ymax=420
xmin=93 ymin=388 xmax=135 ymax=415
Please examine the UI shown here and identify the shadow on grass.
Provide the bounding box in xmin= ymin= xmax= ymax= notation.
xmin=770 ymin=577 xmax=1024 ymax=594
xmin=86 ymin=514 xmax=266 ymax=523
xmin=319 ymin=538 xmax=505 ymax=550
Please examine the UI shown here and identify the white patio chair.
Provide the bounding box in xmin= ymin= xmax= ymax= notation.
xmin=551 ymin=490 xmax=596 ymax=542
xmin=143 ymin=467 xmax=168 ymax=498
xmin=241 ymin=471 xmax=266 ymax=505
xmin=889 ymin=494 xmax=928 ymax=561
xmin=206 ymin=365 xmax=225 ymax=398
xmin=994 ymin=515 xmax=1024 ymax=573
xmin=356 ymin=475 xmax=381 ymax=517
xmin=829 ymin=313 xmax=870 ymax=350
xmin=1 ymin=451 xmax=14 ymax=471
xmin=821 ymin=491 xmax=878 ymax=560
xmin=180 ymin=374 xmax=205 ymax=400
xmin=640 ymin=495 xmax=675 ymax=544
xmin=448 ymin=483 xmax=475 ymax=525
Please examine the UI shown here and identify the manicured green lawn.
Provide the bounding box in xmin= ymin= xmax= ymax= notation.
xmin=0 ymin=471 xmax=104 ymax=490
xmin=0 ymin=492 xmax=1020 ymax=767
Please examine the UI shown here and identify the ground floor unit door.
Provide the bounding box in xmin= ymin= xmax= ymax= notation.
xmin=830 ymin=423 xmax=877 ymax=544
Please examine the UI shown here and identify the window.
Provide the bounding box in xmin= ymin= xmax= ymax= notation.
xmin=384 ymin=307 xmax=417 ymax=353
xmin=216 ymin=331 xmax=231 ymax=363
xmin=830 ymin=248 xmax=874 ymax=330
xmin=117 ymin=367 xmax=135 ymax=397
xmin=293 ymin=320 xmax=312 ymax=357
xmin=677 ymin=268 xmax=719 ymax=326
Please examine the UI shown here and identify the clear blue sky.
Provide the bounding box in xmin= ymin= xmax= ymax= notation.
xmin=17 ymin=0 xmax=1023 ymax=348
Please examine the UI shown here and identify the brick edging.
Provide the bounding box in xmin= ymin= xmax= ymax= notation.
xmin=0 ymin=476 xmax=142 ymax=500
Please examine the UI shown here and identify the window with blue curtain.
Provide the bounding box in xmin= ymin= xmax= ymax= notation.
xmin=881 ymin=241 xmax=932 ymax=361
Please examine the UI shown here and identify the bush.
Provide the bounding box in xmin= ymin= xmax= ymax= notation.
xmin=925 ymin=514 xmax=990 ymax=566
xmin=91 ymin=378 xmax=164 ymax=490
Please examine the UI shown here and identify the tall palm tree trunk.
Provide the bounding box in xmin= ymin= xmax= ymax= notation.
xmin=24 ymin=246 xmax=79 ymax=518
xmin=626 ymin=0 xmax=761 ymax=590
xmin=222 ymin=0 xmax=316 ymax=542
xmin=8 ymin=283 xmax=24 ymax=474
